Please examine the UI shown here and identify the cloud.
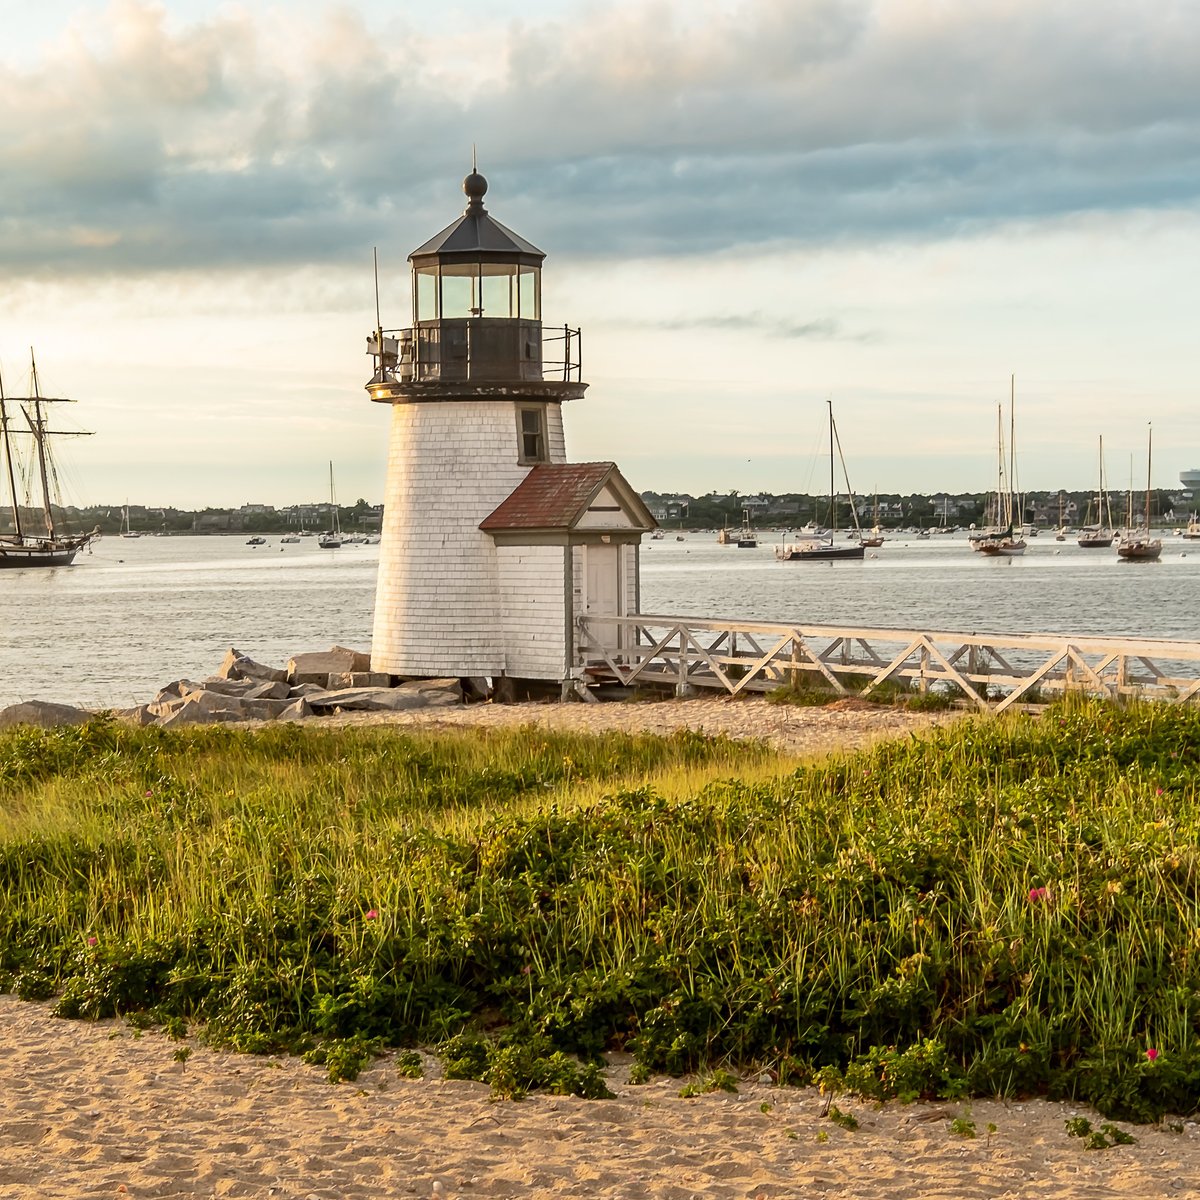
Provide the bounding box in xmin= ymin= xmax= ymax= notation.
xmin=1 ymin=0 xmax=1198 ymax=276
xmin=645 ymin=312 xmax=878 ymax=342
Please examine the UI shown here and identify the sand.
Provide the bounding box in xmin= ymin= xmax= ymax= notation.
xmin=5 ymin=699 xmax=1197 ymax=1199
xmin=1 ymin=995 xmax=1197 ymax=1200
xmin=315 ymin=693 xmax=962 ymax=759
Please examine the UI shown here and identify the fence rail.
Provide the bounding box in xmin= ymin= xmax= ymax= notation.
xmin=576 ymin=614 xmax=1200 ymax=711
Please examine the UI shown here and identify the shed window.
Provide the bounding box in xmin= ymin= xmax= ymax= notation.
xmin=517 ymin=406 xmax=547 ymax=463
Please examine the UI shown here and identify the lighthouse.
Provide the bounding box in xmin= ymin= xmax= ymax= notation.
xmin=367 ymin=168 xmax=655 ymax=692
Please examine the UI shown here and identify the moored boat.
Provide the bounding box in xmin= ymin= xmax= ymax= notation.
xmin=970 ymin=378 xmax=1026 ymax=557
xmin=1116 ymin=426 xmax=1162 ymax=562
xmin=0 ymin=352 xmax=99 ymax=570
xmin=736 ymin=507 xmax=758 ymax=548
xmin=776 ymin=401 xmax=866 ymax=562
xmin=1077 ymin=436 xmax=1115 ymax=547
xmin=318 ymin=461 xmax=343 ymax=548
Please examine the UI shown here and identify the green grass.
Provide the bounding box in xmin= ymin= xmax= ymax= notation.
xmin=2 ymin=700 xmax=1200 ymax=1118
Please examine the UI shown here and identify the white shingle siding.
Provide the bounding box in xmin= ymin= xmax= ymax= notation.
xmin=623 ymin=544 xmax=638 ymax=615
xmin=372 ymin=400 xmax=567 ymax=676
xmin=497 ymin=544 xmax=567 ymax=678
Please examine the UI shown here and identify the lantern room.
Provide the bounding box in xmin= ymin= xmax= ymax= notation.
xmin=369 ymin=170 xmax=582 ymax=393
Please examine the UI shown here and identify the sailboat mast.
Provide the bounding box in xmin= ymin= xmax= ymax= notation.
xmin=1145 ymin=424 xmax=1153 ymax=532
xmin=995 ymin=402 xmax=1003 ymax=529
xmin=831 ymin=411 xmax=862 ymax=535
xmin=1008 ymin=375 xmax=1016 ymax=531
xmin=0 ymin=370 xmax=24 ymax=541
xmin=28 ymin=352 xmax=56 ymax=539
xmin=827 ymin=399 xmax=836 ymax=535
xmin=329 ymin=460 xmax=340 ymax=535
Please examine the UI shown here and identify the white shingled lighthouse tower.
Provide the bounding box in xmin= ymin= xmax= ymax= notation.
xmin=366 ymin=168 xmax=655 ymax=693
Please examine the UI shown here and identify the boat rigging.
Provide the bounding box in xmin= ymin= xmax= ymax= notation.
xmin=0 ymin=351 xmax=99 ymax=569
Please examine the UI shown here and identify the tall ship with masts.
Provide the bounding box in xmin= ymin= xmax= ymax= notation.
xmin=0 ymin=352 xmax=99 ymax=568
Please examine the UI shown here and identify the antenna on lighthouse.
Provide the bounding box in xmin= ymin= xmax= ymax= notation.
xmin=373 ymin=246 xmax=382 ymax=332
xmin=371 ymin=246 xmax=385 ymax=385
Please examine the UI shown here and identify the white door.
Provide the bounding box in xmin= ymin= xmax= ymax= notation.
xmin=584 ymin=542 xmax=621 ymax=658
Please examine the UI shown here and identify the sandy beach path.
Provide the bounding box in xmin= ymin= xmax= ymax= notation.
xmin=316 ymin=694 xmax=961 ymax=759
xmin=2 ymin=996 xmax=1197 ymax=1200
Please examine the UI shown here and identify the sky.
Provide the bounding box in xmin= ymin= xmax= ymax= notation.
xmin=1 ymin=0 xmax=1199 ymax=508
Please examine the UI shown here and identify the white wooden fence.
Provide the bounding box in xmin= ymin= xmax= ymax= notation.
xmin=575 ymin=614 xmax=1200 ymax=712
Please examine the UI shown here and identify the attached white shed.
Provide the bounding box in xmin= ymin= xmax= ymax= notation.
xmin=480 ymin=461 xmax=656 ymax=687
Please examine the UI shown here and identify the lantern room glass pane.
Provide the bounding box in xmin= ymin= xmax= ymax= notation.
xmin=415 ymin=267 xmax=438 ymax=322
xmin=518 ymin=267 xmax=540 ymax=320
xmin=479 ymin=264 xmax=515 ymax=318
xmin=440 ymin=263 xmax=477 ymax=318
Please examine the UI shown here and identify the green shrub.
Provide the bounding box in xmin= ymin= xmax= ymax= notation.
xmin=4 ymin=706 xmax=1200 ymax=1118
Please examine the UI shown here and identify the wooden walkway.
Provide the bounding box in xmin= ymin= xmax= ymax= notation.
xmin=576 ymin=614 xmax=1200 ymax=711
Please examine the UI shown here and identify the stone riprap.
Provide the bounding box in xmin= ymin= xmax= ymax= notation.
xmin=0 ymin=646 xmax=467 ymax=729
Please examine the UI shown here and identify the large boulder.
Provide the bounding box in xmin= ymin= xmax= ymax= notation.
xmin=195 ymin=677 xmax=290 ymax=701
xmin=328 ymin=671 xmax=392 ymax=690
xmin=114 ymin=705 xmax=156 ymax=727
xmin=401 ymin=678 xmax=463 ymax=707
xmin=287 ymin=646 xmax=371 ymax=685
xmin=0 ymin=700 xmax=95 ymax=730
xmin=303 ymin=678 xmax=463 ymax=713
xmin=303 ymin=687 xmax=433 ymax=713
xmin=156 ymin=678 xmax=282 ymax=704
xmin=150 ymin=689 xmax=307 ymax=723
xmin=156 ymin=698 xmax=248 ymax=728
xmin=288 ymin=682 xmax=330 ymax=698
xmin=216 ymin=648 xmax=289 ymax=684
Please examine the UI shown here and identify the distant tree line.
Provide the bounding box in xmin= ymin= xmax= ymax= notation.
xmin=640 ymin=488 xmax=1189 ymax=530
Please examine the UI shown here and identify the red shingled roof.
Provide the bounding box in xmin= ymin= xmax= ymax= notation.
xmin=480 ymin=462 xmax=618 ymax=531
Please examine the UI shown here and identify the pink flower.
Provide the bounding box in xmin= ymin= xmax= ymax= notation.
xmin=1156 ymin=788 xmax=1164 ymax=796
xmin=1146 ymin=1047 xmax=1159 ymax=1061
xmin=1028 ymin=887 xmax=1049 ymax=903
xmin=144 ymin=790 xmax=153 ymax=797
xmin=86 ymin=936 xmax=98 ymax=946
xmin=364 ymin=909 xmax=379 ymax=920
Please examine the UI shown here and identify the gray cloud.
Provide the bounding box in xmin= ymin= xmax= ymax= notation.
xmin=646 ymin=312 xmax=878 ymax=342
xmin=1 ymin=0 xmax=1198 ymax=275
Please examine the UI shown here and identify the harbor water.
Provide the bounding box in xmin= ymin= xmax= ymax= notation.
xmin=2 ymin=531 xmax=1199 ymax=710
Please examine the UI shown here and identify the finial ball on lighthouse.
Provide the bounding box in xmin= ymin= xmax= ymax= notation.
xmin=462 ymin=170 xmax=488 ymax=210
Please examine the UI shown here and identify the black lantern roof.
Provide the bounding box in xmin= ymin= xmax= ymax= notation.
xmin=409 ymin=171 xmax=546 ymax=269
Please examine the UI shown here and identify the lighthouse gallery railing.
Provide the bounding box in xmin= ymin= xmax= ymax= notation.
xmin=576 ymin=614 xmax=1200 ymax=712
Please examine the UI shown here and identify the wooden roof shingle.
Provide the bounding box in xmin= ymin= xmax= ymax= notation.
xmin=480 ymin=463 xmax=618 ymax=531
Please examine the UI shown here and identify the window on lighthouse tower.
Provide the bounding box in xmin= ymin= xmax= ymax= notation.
xmin=517 ymin=405 xmax=547 ymax=464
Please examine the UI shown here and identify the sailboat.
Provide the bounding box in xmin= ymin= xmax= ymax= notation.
xmin=318 ymin=461 xmax=342 ymax=549
xmin=1116 ymin=426 xmax=1162 ymax=561
xmin=776 ymin=401 xmax=866 ymax=562
xmin=1076 ymin=436 xmax=1115 ymax=547
xmin=0 ymin=352 xmax=99 ymax=569
xmin=861 ymin=493 xmax=885 ymax=547
xmin=120 ymin=502 xmax=141 ymax=539
xmin=970 ymin=378 xmax=1026 ymax=556
xmin=736 ymin=506 xmax=758 ymax=548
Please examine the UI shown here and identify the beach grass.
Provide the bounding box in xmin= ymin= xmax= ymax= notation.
xmin=1 ymin=700 xmax=1199 ymax=1118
